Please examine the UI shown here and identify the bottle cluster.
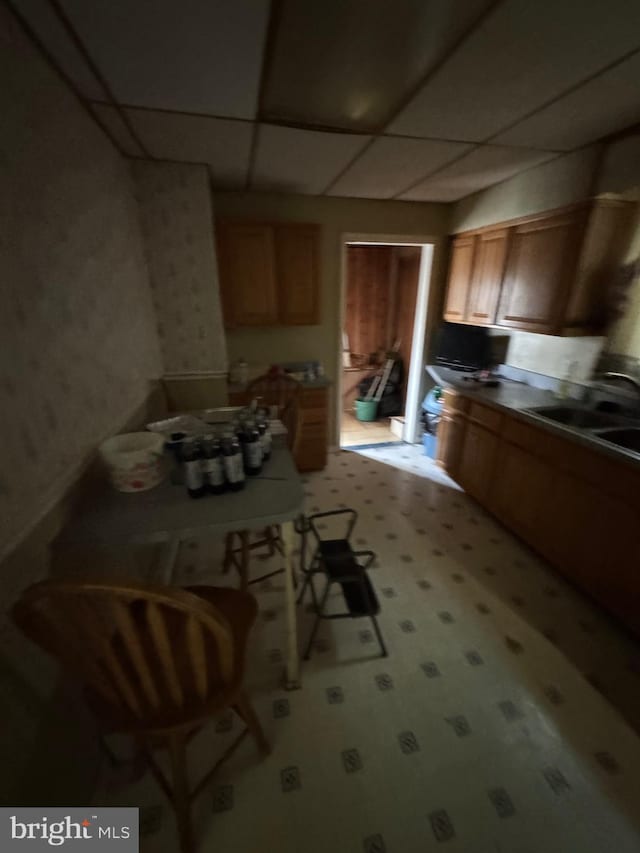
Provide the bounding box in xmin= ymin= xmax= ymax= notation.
xmin=166 ymin=410 xmax=273 ymax=499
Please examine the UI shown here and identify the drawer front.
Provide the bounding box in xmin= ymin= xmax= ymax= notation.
xmin=467 ymin=401 xmax=502 ymax=432
xmin=301 ymin=407 xmax=327 ymax=426
xmin=300 ymin=387 xmax=327 ymax=408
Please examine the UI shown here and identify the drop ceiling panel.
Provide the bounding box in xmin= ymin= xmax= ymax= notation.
xmin=252 ymin=125 xmax=370 ymax=195
xmin=59 ymin=0 xmax=270 ymax=118
xmin=493 ymin=51 xmax=640 ymax=151
xmin=262 ymin=0 xmax=494 ymax=132
xmin=14 ymin=0 xmax=104 ymax=99
xmin=388 ymin=0 xmax=640 ymax=142
xmin=124 ymin=109 xmax=253 ymax=187
xmin=89 ymin=103 xmax=145 ymax=156
xmin=328 ymin=136 xmax=473 ymax=198
xmin=400 ymin=146 xmax=555 ymax=202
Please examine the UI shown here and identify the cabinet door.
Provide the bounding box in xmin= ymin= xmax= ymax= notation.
xmin=443 ymin=235 xmax=476 ymax=322
xmin=457 ymin=421 xmax=499 ymax=504
xmin=436 ymin=413 xmax=466 ymax=481
xmin=276 ymin=224 xmax=320 ymax=325
xmin=496 ymin=211 xmax=583 ymax=333
xmin=466 ymin=228 xmax=509 ymax=325
xmin=216 ymin=223 xmax=278 ymax=327
xmin=491 ymin=441 xmax=552 ymax=542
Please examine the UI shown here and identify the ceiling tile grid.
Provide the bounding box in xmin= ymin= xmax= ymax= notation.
xmin=10 ymin=0 xmax=640 ymax=201
xmin=251 ymin=124 xmax=371 ymax=195
xmin=328 ymin=136 xmax=474 ymax=199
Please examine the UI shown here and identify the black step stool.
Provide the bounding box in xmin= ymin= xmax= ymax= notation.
xmin=297 ymin=509 xmax=387 ymax=660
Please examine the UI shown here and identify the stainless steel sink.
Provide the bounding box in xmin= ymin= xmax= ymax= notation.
xmin=527 ymin=405 xmax=625 ymax=429
xmin=596 ymin=428 xmax=640 ymax=452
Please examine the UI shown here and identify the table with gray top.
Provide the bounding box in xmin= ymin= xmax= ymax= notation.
xmin=56 ymin=442 xmax=305 ymax=689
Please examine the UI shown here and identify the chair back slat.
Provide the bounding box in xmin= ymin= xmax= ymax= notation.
xmin=110 ymin=598 xmax=161 ymax=710
xmin=144 ymin=600 xmax=184 ymax=708
xmin=12 ymin=579 xmax=238 ymax=730
xmin=186 ymin=615 xmax=207 ymax=700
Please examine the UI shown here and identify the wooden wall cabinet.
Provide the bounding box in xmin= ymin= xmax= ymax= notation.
xmin=441 ymin=391 xmax=640 ymax=636
xmin=466 ymin=228 xmax=509 ymax=325
xmin=216 ymin=221 xmax=320 ymax=328
xmin=443 ymin=200 xmax=633 ymax=336
xmin=443 ymin=235 xmax=476 ymax=322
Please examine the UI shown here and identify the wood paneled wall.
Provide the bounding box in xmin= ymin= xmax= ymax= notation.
xmin=393 ymin=247 xmax=421 ymax=401
xmin=345 ymin=246 xmax=393 ymax=357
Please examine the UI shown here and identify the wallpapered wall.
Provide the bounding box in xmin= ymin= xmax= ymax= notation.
xmin=133 ymin=160 xmax=228 ymax=376
xmin=0 ymin=4 xmax=162 ymax=560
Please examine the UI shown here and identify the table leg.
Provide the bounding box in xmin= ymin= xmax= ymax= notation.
xmin=281 ymin=520 xmax=301 ymax=690
xmin=155 ymin=538 xmax=181 ymax=584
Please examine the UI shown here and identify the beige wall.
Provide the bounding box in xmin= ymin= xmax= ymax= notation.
xmin=212 ymin=191 xmax=450 ymax=438
xmin=0 ymin=5 xmax=162 ymax=561
xmin=450 ymin=147 xmax=601 ymax=233
xmin=133 ymin=160 xmax=227 ymax=375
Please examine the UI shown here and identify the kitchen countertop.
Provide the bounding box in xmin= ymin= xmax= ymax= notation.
xmin=428 ymin=365 xmax=640 ymax=470
xmin=228 ymin=376 xmax=331 ymax=394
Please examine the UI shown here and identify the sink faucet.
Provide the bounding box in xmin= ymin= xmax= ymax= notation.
xmin=597 ymin=372 xmax=640 ymax=398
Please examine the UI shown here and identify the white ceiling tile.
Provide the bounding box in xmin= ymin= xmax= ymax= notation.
xmin=493 ymin=51 xmax=640 ymax=151
xmin=124 ymin=109 xmax=253 ymax=188
xmin=13 ymin=0 xmax=104 ymax=99
xmin=252 ymin=125 xmax=370 ymax=195
xmin=328 ymin=136 xmax=473 ymax=198
xmin=400 ymin=146 xmax=556 ymax=202
xmin=89 ymin=103 xmax=145 ymax=156
xmin=262 ymin=0 xmax=493 ymax=132
xmin=388 ymin=0 xmax=640 ymax=142
xmin=59 ymin=0 xmax=270 ymax=118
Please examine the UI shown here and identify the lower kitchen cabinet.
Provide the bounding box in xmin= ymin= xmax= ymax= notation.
xmin=228 ymin=384 xmax=328 ymax=472
xmin=439 ymin=391 xmax=640 ymax=636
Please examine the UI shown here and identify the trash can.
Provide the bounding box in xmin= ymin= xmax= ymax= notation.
xmin=421 ymin=387 xmax=443 ymax=459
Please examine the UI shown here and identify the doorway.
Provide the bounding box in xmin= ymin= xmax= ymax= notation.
xmin=338 ymin=237 xmax=434 ymax=450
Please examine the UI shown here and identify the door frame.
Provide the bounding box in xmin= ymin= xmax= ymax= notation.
xmin=338 ymin=233 xmax=436 ymax=447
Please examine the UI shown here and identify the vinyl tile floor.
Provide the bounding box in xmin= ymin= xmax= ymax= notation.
xmin=95 ymin=446 xmax=640 ymax=853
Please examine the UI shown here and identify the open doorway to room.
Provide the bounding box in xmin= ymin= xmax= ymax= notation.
xmin=338 ymin=239 xmax=434 ymax=451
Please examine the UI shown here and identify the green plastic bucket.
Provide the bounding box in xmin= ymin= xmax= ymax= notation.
xmin=354 ymin=398 xmax=378 ymax=422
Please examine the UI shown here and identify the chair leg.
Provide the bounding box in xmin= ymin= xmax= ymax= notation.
xmin=222 ymin=532 xmax=234 ymax=574
xmin=370 ymin=614 xmax=388 ymax=658
xmin=303 ymin=579 xmax=331 ymax=661
xmin=233 ymin=690 xmax=270 ymax=755
xmin=168 ymin=733 xmax=194 ymax=853
xmin=238 ymin=531 xmax=250 ymax=592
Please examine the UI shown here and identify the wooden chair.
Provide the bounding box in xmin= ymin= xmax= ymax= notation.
xmin=223 ymin=373 xmax=302 ymax=590
xmin=12 ymin=578 xmax=269 ymax=853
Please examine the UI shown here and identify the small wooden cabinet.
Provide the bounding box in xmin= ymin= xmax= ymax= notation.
xmin=228 ymin=383 xmax=328 ymax=472
xmin=435 ymin=389 xmax=467 ymax=480
xmin=443 ymin=200 xmax=632 ymax=336
xmin=443 ymin=235 xmax=476 ymax=322
xmin=216 ymin=221 xmax=320 ymax=328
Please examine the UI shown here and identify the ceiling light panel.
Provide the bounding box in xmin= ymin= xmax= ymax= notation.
xmin=388 ymin=0 xmax=640 ymax=142
xmin=59 ymin=0 xmax=270 ymax=118
xmin=400 ymin=145 xmax=555 ymax=201
xmin=493 ymin=51 xmax=640 ymax=151
xmin=124 ymin=109 xmax=253 ymax=187
xmin=328 ymin=136 xmax=473 ymax=198
xmin=13 ymin=0 xmax=104 ymax=99
xmin=262 ymin=0 xmax=494 ymax=132
xmin=252 ymin=124 xmax=370 ymax=195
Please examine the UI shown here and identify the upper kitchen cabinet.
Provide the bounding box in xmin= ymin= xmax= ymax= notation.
xmin=466 ymin=227 xmax=509 ymax=325
xmin=496 ymin=208 xmax=586 ymax=334
xmin=443 ymin=234 xmax=476 ymax=322
xmin=444 ymin=200 xmax=633 ymax=336
xmin=216 ymin=221 xmax=320 ymax=328
xmin=275 ymin=224 xmax=320 ymax=325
